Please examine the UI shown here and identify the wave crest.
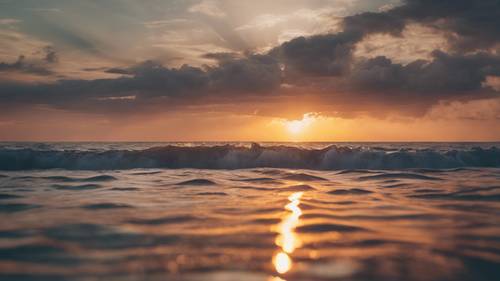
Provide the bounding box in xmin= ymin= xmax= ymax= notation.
xmin=0 ymin=143 xmax=499 ymax=170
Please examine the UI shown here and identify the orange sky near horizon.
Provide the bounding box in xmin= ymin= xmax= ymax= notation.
xmin=1 ymin=107 xmax=500 ymax=142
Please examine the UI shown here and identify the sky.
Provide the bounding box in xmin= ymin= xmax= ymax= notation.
xmin=0 ymin=0 xmax=499 ymax=141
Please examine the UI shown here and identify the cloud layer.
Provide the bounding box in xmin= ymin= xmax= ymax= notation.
xmin=0 ymin=0 xmax=499 ymax=118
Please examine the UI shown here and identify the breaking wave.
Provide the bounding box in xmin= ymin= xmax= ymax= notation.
xmin=0 ymin=143 xmax=499 ymax=170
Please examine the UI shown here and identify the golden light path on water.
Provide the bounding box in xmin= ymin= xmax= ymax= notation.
xmin=270 ymin=191 xmax=304 ymax=279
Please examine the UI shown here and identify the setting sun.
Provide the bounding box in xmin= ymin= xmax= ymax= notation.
xmin=284 ymin=113 xmax=318 ymax=135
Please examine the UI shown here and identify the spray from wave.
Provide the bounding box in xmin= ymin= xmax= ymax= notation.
xmin=1 ymin=143 xmax=499 ymax=170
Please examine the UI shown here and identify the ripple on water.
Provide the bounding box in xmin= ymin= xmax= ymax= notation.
xmin=301 ymin=213 xmax=440 ymax=222
xmin=358 ymin=173 xmax=442 ymax=181
xmin=382 ymin=183 xmax=412 ymax=188
xmin=328 ymin=188 xmax=373 ymax=195
xmin=129 ymin=171 xmax=163 ymax=175
xmin=249 ymin=218 xmax=282 ymax=225
xmin=235 ymin=177 xmax=283 ymax=184
xmin=215 ymin=206 xmax=282 ymax=215
xmin=413 ymin=188 xmax=442 ymax=193
xmin=297 ymin=223 xmax=368 ymax=233
xmin=456 ymin=185 xmax=500 ymax=193
xmin=1 ymin=167 xmax=499 ymax=281
xmin=0 ymin=229 xmax=36 ymax=239
xmin=127 ymin=215 xmax=201 ymax=225
xmin=282 ymin=173 xmax=328 ymax=181
xmin=177 ymin=179 xmax=216 ymax=186
xmin=411 ymin=193 xmax=500 ymax=201
xmin=81 ymin=203 xmax=133 ymax=210
xmin=337 ymin=169 xmax=380 ymax=174
xmin=312 ymin=238 xmax=418 ymax=249
xmin=0 ymin=203 xmax=40 ymax=213
xmin=43 ymin=175 xmax=117 ymax=182
xmin=52 ymin=184 xmax=102 ymax=190
xmin=231 ymin=185 xmax=273 ymax=191
xmin=43 ymin=224 xmax=178 ymax=249
xmin=110 ymin=187 xmax=139 ymax=191
xmin=0 ymin=244 xmax=80 ymax=265
xmin=0 ymin=193 xmax=23 ymax=199
xmin=253 ymin=169 xmax=286 ymax=176
xmin=196 ymin=192 xmax=228 ymax=196
xmin=412 ymin=168 xmax=476 ymax=173
xmin=280 ymin=184 xmax=316 ymax=192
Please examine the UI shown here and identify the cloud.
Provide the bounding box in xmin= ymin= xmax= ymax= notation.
xmin=188 ymin=0 xmax=226 ymax=18
xmin=0 ymin=0 xmax=499 ymax=119
xmin=269 ymin=6 xmax=408 ymax=78
xmin=346 ymin=50 xmax=500 ymax=95
xmin=391 ymin=0 xmax=500 ymax=52
xmin=342 ymin=11 xmax=406 ymax=37
xmin=206 ymin=54 xmax=282 ymax=92
xmin=264 ymin=0 xmax=500 ymax=115
xmin=0 ymin=54 xmax=54 ymax=76
xmin=0 ymin=46 xmax=58 ymax=77
xmin=202 ymin=52 xmax=241 ymax=62
xmin=0 ymin=54 xmax=281 ymax=112
xmin=43 ymin=46 xmax=58 ymax=63
xmin=353 ymin=23 xmax=449 ymax=64
xmin=0 ymin=18 xmax=21 ymax=25
xmin=272 ymin=32 xmax=358 ymax=77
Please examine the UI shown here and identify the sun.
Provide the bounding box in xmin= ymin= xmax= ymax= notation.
xmin=284 ymin=113 xmax=317 ymax=135
xmin=286 ymin=120 xmax=306 ymax=134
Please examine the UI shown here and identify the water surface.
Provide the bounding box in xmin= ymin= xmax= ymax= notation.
xmin=0 ymin=143 xmax=499 ymax=281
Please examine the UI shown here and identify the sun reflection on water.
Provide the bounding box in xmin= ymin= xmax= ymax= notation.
xmin=271 ymin=191 xmax=304 ymax=278
xmin=273 ymin=252 xmax=292 ymax=274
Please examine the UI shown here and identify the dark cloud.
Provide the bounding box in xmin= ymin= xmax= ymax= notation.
xmin=43 ymin=46 xmax=58 ymax=63
xmin=270 ymin=5 xmax=408 ymax=78
xmin=272 ymin=0 xmax=500 ymax=78
xmin=265 ymin=0 xmax=500 ymax=114
xmin=342 ymin=11 xmax=406 ymax=37
xmin=341 ymin=0 xmax=500 ymax=52
xmin=0 ymin=54 xmax=281 ymax=112
xmin=206 ymin=54 xmax=281 ymax=92
xmin=0 ymin=55 xmax=53 ymax=76
xmin=349 ymin=51 xmax=500 ymax=93
xmin=391 ymin=0 xmax=500 ymax=52
xmin=104 ymin=67 xmax=132 ymax=75
xmin=202 ymin=52 xmax=241 ymax=62
xmin=271 ymin=32 xmax=359 ymax=77
xmin=0 ymin=46 xmax=58 ymax=76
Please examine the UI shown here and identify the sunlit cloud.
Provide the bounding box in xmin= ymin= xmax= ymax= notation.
xmin=283 ymin=113 xmax=319 ymax=135
xmin=0 ymin=18 xmax=21 ymax=25
xmin=354 ymin=23 xmax=450 ymax=64
xmin=188 ymin=0 xmax=226 ymax=18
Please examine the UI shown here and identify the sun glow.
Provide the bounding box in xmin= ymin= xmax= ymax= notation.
xmin=273 ymin=252 xmax=292 ymax=274
xmin=284 ymin=113 xmax=318 ymax=135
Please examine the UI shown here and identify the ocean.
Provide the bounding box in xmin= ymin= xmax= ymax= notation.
xmin=0 ymin=142 xmax=499 ymax=281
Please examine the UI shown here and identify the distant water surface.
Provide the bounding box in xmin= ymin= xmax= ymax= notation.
xmin=0 ymin=142 xmax=499 ymax=281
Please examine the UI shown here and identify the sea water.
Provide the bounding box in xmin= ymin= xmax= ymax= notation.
xmin=0 ymin=142 xmax=499 ymax=281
